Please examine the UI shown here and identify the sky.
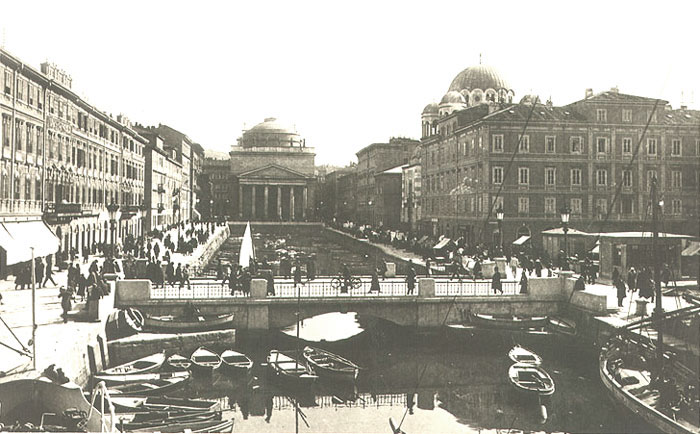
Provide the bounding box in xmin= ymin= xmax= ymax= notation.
xmin=1 ymin=1 xmax=698 ymax=166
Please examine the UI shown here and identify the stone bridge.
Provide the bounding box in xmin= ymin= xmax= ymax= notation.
xmin=115 ymin=271 xmax=606 ymax=330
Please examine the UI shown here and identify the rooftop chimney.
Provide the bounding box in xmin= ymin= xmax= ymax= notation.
xmin=680 ymin=105 xmax=688 ymax=110
xmin=610 ymin=86 xmax=619 ymax=94
xmin=585 ymin=88 xmax=594 ymax=99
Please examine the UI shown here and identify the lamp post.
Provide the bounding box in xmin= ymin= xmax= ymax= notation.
xmin=367 ymin=200 xmax=374 ymax=227
xmin=173 ymin=201 xmax=181 ymax=251
xmin=106 ymin=201 xmax=120 ymax=258
xmin=560 ymin=206 xmax=571 ymax=270
xmin=496 ymin=206 xmax=504 ymax=255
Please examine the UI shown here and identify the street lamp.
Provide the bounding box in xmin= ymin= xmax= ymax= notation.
xmin=496 ymin=206 xmax=504 ymax=255
xmin=106 ymin=201 xmax=120 ymax=258
xmin=367 ymin=200 xmax=373 ymax=227
xmin=560 ymin=205 xmax=571 ymax=270
xmin=173 ymin=201 xmax=181 ymax=251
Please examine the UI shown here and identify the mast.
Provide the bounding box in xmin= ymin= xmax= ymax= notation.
xmin=650 ymin=177 xmax=664 ymax=377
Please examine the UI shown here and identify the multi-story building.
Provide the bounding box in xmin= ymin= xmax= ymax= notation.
xmin=336 ymin=169 xmax=357 ymax=223
xmin=230 ymin=118 xmax=316 ymax=221
xmin=374 ymin=165 xmax=404 ymax=229
xmin=137 ymin=127 xmax=183 ymax=233
xmin=420 ymin=64 xmax=700 ymax=249
xmin=316 ymin=165 xmax=356 ymax=222
xmin=401 ymin=146 xmax=422 ymax=233
xmin=355 ymin=137 xmax=419 ymax=225
xmin=149 ymin=125 xmax=194 ymax=224
xmin=201 ymin=150 xmax=232 ymax=219
xmin=0 ymin=48 xmax=146 ymax=270
xmin=190 ymin=142 xmax=204 ymax=220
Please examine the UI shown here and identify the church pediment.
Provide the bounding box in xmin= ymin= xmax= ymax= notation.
xmin=238 ymin=164 xmax=310 ymax=180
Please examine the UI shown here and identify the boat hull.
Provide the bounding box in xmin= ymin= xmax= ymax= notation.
xmin=144 ymin=313 xmax=234 ymax=333
xmin=471 ymin=313 xmax=548 ymax=330
xmin=105 ymin=308 xmax=144 ymax=341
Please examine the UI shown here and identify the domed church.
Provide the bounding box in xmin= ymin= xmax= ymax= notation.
xmin=421 ymin=64 xmax=514 ymax=137
xmin=230 ymin=118 xmax=316 ymax=221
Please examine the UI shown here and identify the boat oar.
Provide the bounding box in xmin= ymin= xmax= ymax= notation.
xmin=0 ymin=339 xmax=32 ymax=357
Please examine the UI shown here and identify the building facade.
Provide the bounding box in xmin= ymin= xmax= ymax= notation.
xmin=201 ymin=150 xmax=232 ymax=219
xmin=374 ymin=165 xmax=403 ymax=229
xmin=401 ymin=148 xmax=422 ymax=233
xmin=230 ymin=118 xmax=316 ymax=221
xmin=1 ymin=48 xmax=146 ymax=268
xmin=355 ymin=137 xmax=419 ymax=225
xmin=420 ymin=64 xmax=700 ymax=246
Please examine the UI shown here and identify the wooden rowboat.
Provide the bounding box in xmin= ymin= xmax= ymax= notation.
xmin=220 ymin=349 xmax=253 ymax=375
xmin=267 ymin=350 xmax=318 ymax=387
xmin=105 ymin=308 xmax=144 ymax=341
xmin=508 ymin=363 xmax=555 ymax=396
xmin=548 ymin=316 xmax=577 ymax=335
xmin=99 ymin=351 xmax=166 ymax=376
xmin=508 ymin=345 xmax=543 ymax=366
xmin=93 ymin=370 xmax=189 ymax=386
xmin=190 ymin=347 xmax=222 ymax=374
xmin=470 ymin=313 xmax=548 ymax=329
xmin=143 ymin=313 xmax=234 ymax=333
xmin=302 ymin=346 xmax=360 ymax=381
xmin=110 ymin=396 xmax=221 ymax=413
xmin=107 ymin=375 xmax=190 ymax=396
xmin=166 ymin=354 xmax=192 ymax=371
xmin=127 ymin=417 xmax=234 ymax=433
xmin=117 ymin=410 xmax=221 ymax=432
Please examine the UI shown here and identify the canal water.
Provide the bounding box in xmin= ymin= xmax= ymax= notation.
xmin=170 ymin=313 xmax=653 ymax=433
xmin=205 ymin=224 xmax=413 ymax=277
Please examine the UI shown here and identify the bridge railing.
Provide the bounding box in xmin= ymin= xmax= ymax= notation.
xmin=150 ymin=279 xmax=247 ymax=299
xmin=271 ymin=279 xmax=409 ymax=298
xmin=433 ymin=279 xmax=519 ymax=296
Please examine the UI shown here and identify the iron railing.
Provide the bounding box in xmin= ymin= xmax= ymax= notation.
xmin=433 ymin=278 xmax=519 ymax=296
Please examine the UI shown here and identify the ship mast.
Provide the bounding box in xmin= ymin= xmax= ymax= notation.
xmin=650 ymin=177 xmax=664 ymax=377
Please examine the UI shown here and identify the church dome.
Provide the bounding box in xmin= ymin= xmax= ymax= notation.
xmin=448 ymin=65 xmax=511 ymax=93
xmin=440 ymin=91 xmax=466 ymax=104
xmin=422 ymin=103 xmax=439 ymax=115
xmin=240 ymin=117 xmax=302 ymax=148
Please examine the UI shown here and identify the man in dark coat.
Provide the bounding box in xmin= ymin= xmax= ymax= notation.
xmin=306 ymin=256 xmax=316 ymax=281
xmin=574 ymin=274 xmax=586 ymax=291
xmin=378 ymin=259 xmax=388 ymax=280
xmin=627 ymin=267 xmax=637 ymax=293
xmin=293 ymin=260 xmax=303 ymax=288
xmin=615 ymin=275 xmax=627 ymax=308
xmin=519 ymin=272 xmax=528 ymax=294
xmin=406 ymin=261 xmax=416 ymax=295
xmin=491 ymin=267 xmax=503 ymax=294
xmin=35 ymin=259 xmax=45 ymax=289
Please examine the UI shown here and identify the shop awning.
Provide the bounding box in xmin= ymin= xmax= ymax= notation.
xmin=590 ymin=243 xmax=600 ymax=254
xmin=434 ymin=238 xmax=453 ymax=250
xmin=0 ymin=221 xmax=60 ymax=265
xmin=512 ymin=235 xmax=531 ymax=246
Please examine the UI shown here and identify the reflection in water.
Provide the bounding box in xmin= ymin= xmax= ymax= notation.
xmin=280 ymin=312 xmax=364 ymax=342
xmin=170 ymin=316 xmax=653 ymax=433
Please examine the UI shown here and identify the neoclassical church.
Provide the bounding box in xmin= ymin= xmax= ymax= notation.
xmin=421 ymin=64 xmax=515 ymax=136
xmin=230 ymin=118 xmax=316 ymax=221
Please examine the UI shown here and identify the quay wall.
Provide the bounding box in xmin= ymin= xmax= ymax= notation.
xmin=192 ymin=224 xmax=230 ymax=272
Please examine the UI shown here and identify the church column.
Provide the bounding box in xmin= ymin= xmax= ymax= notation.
xmin=277 ymin=185 xmax=282 ymax=221
xmin=263 ymin=186 xmax=269 ymax=220
xmin=238 ymin=183 xmax=243 ymax=219
xmin=289 ymin=186 xmax=295 ymax=221
xmin=302 ymin=186 xmax=308 ymax=220
xmin=251 ymin=185 xmax=256 ymax=220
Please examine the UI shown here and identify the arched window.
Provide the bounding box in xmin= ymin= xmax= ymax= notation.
xmin=35 ymin=175 xmax=41 ymax=201
xmin=25 ymin=174 xmax=32 ymax=200
xmin=14 ymin=174 xmax=20 ymax=199
xmin=0 ymin=170 xmax=7 ymax=199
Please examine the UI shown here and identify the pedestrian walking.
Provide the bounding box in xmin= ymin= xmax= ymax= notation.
xmin=378 ymin=259 xmax=388 ymax=280
xmin=449 ymin=255 xmax=462 ymax=281
xmin=534 ymin=259 xmax=542 ymax=278
xmin=491 ymin=266 xmax=503 ymax=294
xmin=58 ymin=286 xmax=73 ymax=323
xmin=221 ymin=263 xmax=230 ymax=287
xmin=574 ymin=274 xmax=586 ymax=291
xmin=627 ymin=267 xmax=637 ymax=294
xmin=153 ymin=242 xmax=160 ymax=261
xmin=306 ymin=255 xmax=316 ymax=281
xmin=182 ymin=265 xmax=191 ymax=290
xmin=293 ymin=260 xmax=303 ymax=288
xmin=368 ymin=268 xmax=381 ymax=294
xmin=175 ymin=264 xmax=183 ymax=288
xmin=615 ymin=275 xmax=627 ymax=308
xmin=266 ymin=272 xmax=276 ymax=296
xmin=406 ymin=261 xmax=416 ymax=295
xmin=35 ymin=258 xmax=45 ymax=289
xmin=519 ymin=272 xmax=528 ymax=294
xmin=425 ymin=257 xmax=432 ymax=276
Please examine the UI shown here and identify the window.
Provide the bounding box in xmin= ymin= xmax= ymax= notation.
xmin=1 ymin=115 xmax=10 ymax=148
xmin=597 ymin=137 xmax=608 ymax=154
xmin=596 ymin=109 xmax=607 ymax=122
xmin=596 ymin=198 xmax=608 ymax=217
xmin=518 ymin=167 xmax=529 ymax=185
xmin=493 ymin=166 xmax=503 ymax=184
xmin=622 ymin=109 xmax=633 ymax=122
xmin=622 ymin=138 xmax=632 ymax=154
xmin=570 ymin=136 xmax=583 ymax=154
xmin=671 ymin=199 xmax=682 ymax=215
xmin=3 ymin=68 xmax=12 ymax=94
xmin=647 ymin=138 xmax=657 ymax=155
xmin=571 ymin=198 xmax=582 ymax=214
xmin=24 ymin=175 xmax=31 ymax=199
xmin=622 ymin=196 xmax=634 ymax=214
xmin=492 ymin=196 xmax=503 ymax=212
xmin=14 ymin=120 xmax=22 ymax=151
xmin=518 ymin=197 xmax=529 ymax=214
xmin=545 ymin=197 xmax=556 ymax=214
xmin=545 ymin=167 xmax=556 ymax=186
xmin=647 ymin=110 xmax=657 ymax=123
xmin=596 ymin=169 xmax=607 ymax=186
xmin=647 ymin=170 xmax=657 ymax=191
xmin=545 ymin=136 xmax=556 ymax=153
xmin=571 ymin=168 xmax=582 ymax=186
xmin=672 ymin=170 xmax=682 ymax=189
xmin=671 ymin=139 xmax=681 ymax=156
xmin=518 ymin=135 xmax=529 ymax=152
xmin=622 ymin=170 xmax=632 ymax=187
xmin=35 ymin=179 xmax=41 ymax=201
xmin=492 ymin=135 xmax=503 ymax=152
xmin=16 ymin=79 xmax=24 ymax=101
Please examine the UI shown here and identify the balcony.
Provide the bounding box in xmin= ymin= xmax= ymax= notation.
xmin=43 ymin=201 xmax=84 ymax=222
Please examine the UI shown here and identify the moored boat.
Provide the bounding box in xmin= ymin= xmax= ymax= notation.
xmin=166 ymin=353 xmax=192 ymax=371
xmin=302 ymin=346 xmax=360 ymax=381
xmin=143 ymin=312 xmax=235 ymax=333
xmin=99 ymin=351 xmax=166 ymax=376
xmin=267 ymin=349 xmax=318 ymax=387
xmin=126 ymin=417 xmax=234 ymax=433
xmin=548 ymin=316 xmax=577 ymax=335
xmin=220 ymin=349 xmax=253 ymax=375
xmin=508 ymin=363 xmax=555 ymax=396
xmin=190 ymin=346 xmax=222 ymax=375
xmin=508 ymin=345 xmax=543 ymax=366
xmin=107 ymin=375 xmax=190 ymax=396
xmin=117 ymin=409 xmax=221 ymax=432
xmin=470 ymin=313 xmax=548 ymax=329
xmin=109 ymin=396 xmax=221 ymax=413
xmin=93 ymin=370 xmax=190 ymax=386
